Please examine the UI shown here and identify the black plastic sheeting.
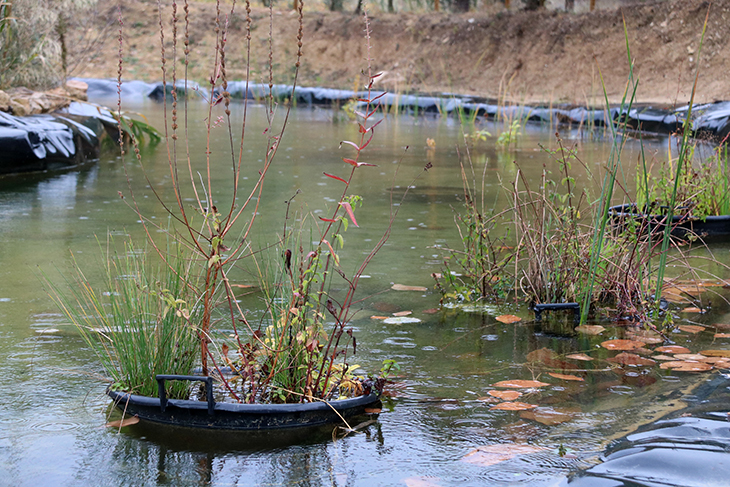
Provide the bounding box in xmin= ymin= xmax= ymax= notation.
xmin=561 ymin=374 xmax=730 ymax=487
xmin=78 ymin=78 xmax=730 ymax=142
xmin=0 ymin=102 xmax=113 ymax=174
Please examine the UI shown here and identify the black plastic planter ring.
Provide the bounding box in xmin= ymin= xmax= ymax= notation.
xmin=157 ymin=374 xmax=215 ymax=416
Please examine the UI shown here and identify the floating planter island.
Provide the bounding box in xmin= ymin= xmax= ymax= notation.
xmin=609 ymin=204 xmax=730 ymax=241
xmin=108 ymin=375 xmax=381 ymax=431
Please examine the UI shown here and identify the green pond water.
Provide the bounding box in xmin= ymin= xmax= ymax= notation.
xmin=1 ymin=101 xmax=730 ymax=486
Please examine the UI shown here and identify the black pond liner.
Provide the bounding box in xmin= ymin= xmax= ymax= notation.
xmin=609 ymin=203 xmax=730 ymax=242
xmin=107 ymin=374 xmax=381 ymax=431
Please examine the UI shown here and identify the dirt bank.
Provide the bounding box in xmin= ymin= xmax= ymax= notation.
xmin=70 ymin=0 xmax=730 ymax=105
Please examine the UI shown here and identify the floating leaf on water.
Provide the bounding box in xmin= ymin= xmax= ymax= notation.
xmin=678 ymin=325 xmax=705 ymax=334
xmin=105 ymin=416 xmax=140 ymax=428
xmin=403 ymin=476 xmax=442 ymax=487
xmin=674 ymin=353 xmax=710 ymax=361
xmin=575 ymin=325 xmax=605 ymax=335
xmin=520 ymin=407 xmax=579 ymax=426
xmin=600 ymin=339 xmax=646 ymax=351
xmin=548 ymin=372 xmax=584 ymax=381
xmin=370 ymin=315 xmax=389 ymax=320
xmin=526 ymin=348 xmax=577 ymax=370
xmin=476 ymin=396 xmax=498 ymax=403
xmin=496 ymin=314 xmax=521 ymax=324
xmin=391 ymin=284 xmax=428 ymax=292
xmin=490 ymin=401 xmax=539 ymax=411
xmin=422 ymin=308 xmax=440 ymax=314
xmin=626 ymin=334 xmax=663 ymax=345
xmin=652 ymin=354 xmax=677 ymax=361
xmin=659 ymin=361 xmax=713 ymax=372
xmin=607 ymin=352 xmax=656 ymax=367
xmin=699 ymin=349 xmax=730 ymax=358
xmin=393 ymin=310 xmax=413 ymax=317
xmin=230 ymin=283 xmax=255 ymax=289
xmin=461 ymin=444 xmax=545 ymax=467
xmin=488 ymin=390 xmax=522 ymax=401
xmin=492 ymin=380 xmax=549 ymax=388
xmin=714 ymin=333 xmax=730 ymax=338
xmin=655 ymin=345 xmax=690 ymax=354
xmin=712 ymin=323 xmax=730 ymax=331
xmin=566 ymin=353 xmax=593 ymax=361
xmin=681 ymin=307 xmax=705 ymax=313
xmin=383 ymin=316 xmax=421 ymax=325
xmin=699 ymin=356 xmax=730 ymax=364
xmin=364 ymin=408 xmax=382 ymax=414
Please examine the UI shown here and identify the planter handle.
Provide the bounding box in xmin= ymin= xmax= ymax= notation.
xmin=156 ymin=375 xmax=215 ymax=416
xmin=533 ymin=303 xmax=580 ymax=323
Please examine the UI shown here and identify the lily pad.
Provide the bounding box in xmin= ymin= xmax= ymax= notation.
xmin=607 ymin=352 xmax=656 ymax=367
xmin=492 ymin=379 xmax=550 ymax=388
xmin=678 ymin=325 xmax=705 ymax=334
xmin=520 ymin=407 xmax=579 ymax=426
xmin=566 ymin=353 xmax=593 ymax=361
xmin=600 ymin=339 xmax=646 ymax=351
xmin=490 ymin=401 xmax=539 ymax=411
xmin=496 ymin=314 xmax=521 ymax=324
xmin=391 ymin=284 xmax=428 ymax=292
xmin=461 ymin=444 xmax=545 ymax=467
xmin=673 ymin=353 xmax=710 ymax=361
xmin=659 ymin=361 xmax=713 ymax=372
xmin=488 ymin=390 xmax=522 ymax=401
xmin=655 ymin=345 xmax=690 ymax=354
xmin=699 ymin=349 xmax=730 ymax=358
xmin=575 ymin=325 xmax=605 ymax=335
xmin=681 ymin=307 xmax=705 ymax=313
xmin=548 ymin=372 xmax=584 ymax=381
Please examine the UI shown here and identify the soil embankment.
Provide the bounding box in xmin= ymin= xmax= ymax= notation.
xmin=71 ymin=0 xmax=730 ymax=105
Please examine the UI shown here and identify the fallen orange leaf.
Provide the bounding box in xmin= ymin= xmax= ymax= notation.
xmin=659 ymin=361 xmax=712 ymax=372
xmin=548 ymin=372 xmax=584 ymax=381
xmin=393 ymin=311 xmax=413 ymax=317
xmin=678 ymin=325 xmax=705 ymax=334
xmin=105 ymin=416 xmax=140 ymax=428
xmin=461 ymin=444 xmax=545 ymax=467
xmin=496 ymin=314 xmax=521 ymax=324
xmin=490 ymin=401 xmax=538 ymax=411
xmin=699 ymin=349 xmax=730 ymax=358
xmin=681 ymin=307 xmax=705 ymax=313
xmin=607 ymin=352 xmax=656 ymax=367
xmin=488 ymin=390 xmax=522 ymax=401
xmin=714 ymin=333 xmax=730 ymax=338
xmin=492 ymin=379 xmax=549 ymax=388
xmin=575 ymin=325 xmax=605 ymax=335
xmin=370 ymin=315 xmax=388 ymax=320
xmin=600 ymin=339 xmax=646 ymax=351
xmin=391 ymin=284 xmax=428 ymax=292
xmin=655 ymin=345 xmax=690 ymax=354
xmin=566 ymin=353 xmax=593 ymax=361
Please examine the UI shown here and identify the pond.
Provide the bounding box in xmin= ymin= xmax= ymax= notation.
xmin=1 ymin=98 xmax=729 ymax=486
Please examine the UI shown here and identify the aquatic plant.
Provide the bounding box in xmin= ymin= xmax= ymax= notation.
xmin=45 ymin=237 xmax=200 ymax=399
xmin=49 ymin=0 xmax=412 ymax=408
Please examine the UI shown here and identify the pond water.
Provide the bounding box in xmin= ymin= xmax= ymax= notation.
xmin=1 ymin=99 xmax=730 ymax=486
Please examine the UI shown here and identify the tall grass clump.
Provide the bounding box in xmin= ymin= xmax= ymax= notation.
xmin=46 ymin=238 xmax=199 ymax=399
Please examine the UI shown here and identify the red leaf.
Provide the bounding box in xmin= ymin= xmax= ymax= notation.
xmin=360 ymin=132 xmax=375 ymax=151
xmin=339 ymin=201 xmax=359 ymax=227
xmin=359 ymin=124 xmax=367 ymax=134
xmin=319 ymin=217 xmax=336 ymax=222
xmin=372 ymin=92 xmax=387 ymax=102
xmin=324 ymin=172 xmax=348 ymax=184
xmin=371 ymin=72 xmax=384 ymax=79
xmin=343 ymin=158 xmax=359 ymax=167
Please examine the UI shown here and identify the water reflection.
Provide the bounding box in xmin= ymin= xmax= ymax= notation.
xmin=0 ymin=102 xmax=728 ymax=485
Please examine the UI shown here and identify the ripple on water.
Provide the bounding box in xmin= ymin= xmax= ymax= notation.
xmin=382 ymin=336 xmax=417 ymax=348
